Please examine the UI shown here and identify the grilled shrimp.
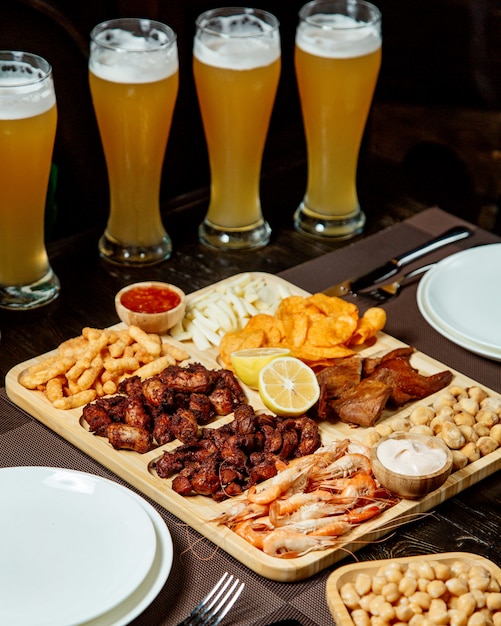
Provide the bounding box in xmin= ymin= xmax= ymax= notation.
xmin=283 ymin=515 xmax=353 ymax=537
xmin=262 ymin=529 xmax=341 ymax=558
xmin=309 ymin=453 xmax=371 ymax=485
xmin=246 ymin=457 xmax=314 ymax=504
xmin=269 ymin=491 xmax=347 ymax=527
xmin=233 ymin=516 xmax=273 ymax=550
xmin=212 ymin=500 xmax=269 ymax=526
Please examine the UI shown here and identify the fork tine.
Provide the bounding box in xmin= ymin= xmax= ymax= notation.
xmin=206 ymin=578 xmax=245 ymax=626
xmin=177 ymin=572 xmax=244 ymax=626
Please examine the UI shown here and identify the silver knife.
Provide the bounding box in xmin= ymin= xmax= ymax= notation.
xmin=323 ymin=225 xmax=473 ymax=297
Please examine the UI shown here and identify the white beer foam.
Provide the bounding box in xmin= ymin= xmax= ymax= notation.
xmin=194 ymin=14 xmax=280 ymax=70
xmin=296 ymin=14 xmax=381 ymax=59
xmin=0 ymin=63 xmax=56 ymax=120
xmin=89 ymin=28 xmax=178 ymax=83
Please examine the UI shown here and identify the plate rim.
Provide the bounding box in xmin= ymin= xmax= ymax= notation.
xmin=416 ymin=244 xmax=501 ymax=351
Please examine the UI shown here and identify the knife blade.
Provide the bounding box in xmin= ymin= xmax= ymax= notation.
xmin=323 ymin=225 xmax=473 ymax=297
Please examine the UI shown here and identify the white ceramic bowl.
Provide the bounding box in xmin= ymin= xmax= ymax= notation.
xmin=371 ymin=431 xmax=453 ymax=499
xmin=115 ymin=281 xmax=186 ymax=335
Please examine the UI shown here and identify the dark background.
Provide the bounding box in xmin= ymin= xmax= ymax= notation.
xmin=1 ymin=0 xmax=500 ymax=239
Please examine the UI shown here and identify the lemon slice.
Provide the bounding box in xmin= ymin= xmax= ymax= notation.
xmin=258 ymin=356 xmax=320 ymax=416
xmin=231 ymin=347 xmax=291 ymax=389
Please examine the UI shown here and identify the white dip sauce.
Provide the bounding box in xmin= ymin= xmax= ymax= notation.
xmin=377 ymin=438 xmax=447 ymax=476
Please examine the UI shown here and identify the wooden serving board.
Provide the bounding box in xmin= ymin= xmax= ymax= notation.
xmin=5 ymin=273 xmax=501 ymax=582
xmin=326 ymin=552 xmax=501 ymax=626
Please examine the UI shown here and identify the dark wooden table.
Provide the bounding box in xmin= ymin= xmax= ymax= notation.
xmin=1 ymin=178 xmax=500 ymax=625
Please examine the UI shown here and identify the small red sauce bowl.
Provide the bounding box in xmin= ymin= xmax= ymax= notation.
xmin=115 ymin=281 xmax=186 ymax=335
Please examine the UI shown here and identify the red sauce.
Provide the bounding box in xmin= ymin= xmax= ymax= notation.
xmin=121 ymin=285 xmax=181 ymax=314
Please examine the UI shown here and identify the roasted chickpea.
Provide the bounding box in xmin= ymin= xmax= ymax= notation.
xmin=428 ymin=598 xmax=449 ymax=624
xmin=355 ymin=573 xmax=373 ymax=597
xmin=372 ymin=575 xmax=388 ymax=595
xmin=477 ymin=436 xmax=499 ymax=457
xmin=400 ymin=576 xmax=419 ymax=597
xmin=475 ymin=410 xmax=498 ymax=428
xmin=456 ymin=592 xmax=477 ymax=617
xmin=446 ymin=578 xmax=470 ymax=597
xmin=410 ymin=406 xmax=435 ymax=426
xmin=486 ymin=592 xmax=501 ymax=611
xmin=427 ymin=580 xmax=447 ymax=599
xmin=468 ymin=387 xmax=488 ymax=403
xmin=456 ymin=398 xmax=479 ymax=416
xmin=352 ymin=608 xmax=371 ymax=626
xmin=340 ymin=582 xmax=361 ymax=610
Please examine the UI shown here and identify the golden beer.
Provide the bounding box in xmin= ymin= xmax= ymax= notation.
xmin=0 ymin=108 xmax=57 ymax=285
xmin=193 ymin=57 xmax=280 ymax=229
xmin=194 ymin=8 xmax=280 ymax=250
xmin=89 ymin=72 xmax=178 ymax=246
xmin=294 ymin=0 xmax=382 ymax=239
xmin=0 ymin=52 xmax=60 ymax=309
xmin=89 ymin=19 xmax=178 ymax=265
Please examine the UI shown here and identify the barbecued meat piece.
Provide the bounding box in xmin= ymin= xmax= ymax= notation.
xmin=219 ymin=435 xmax=248 ymax=466
xmin=233 ymin=403 xmax=257 ymax=433
xmin=316 ymin=355 xmax=362 ymax=397
xmin=294 ymin=416 xmax=321 ymax=457
xmin=209 ymin=386 xmax=235 ymax=415
xmin=142 ymin=377 xmax=175 ymax=407
xmin=216 ymin=369 xmax=248 ymax=406
xmin=247 ymin=452 xmax=279 ymax=485
xmin=159 ymin=362 xmax=217 ymax=393
xmin=329 ymin=379 xmax=392 ymax=427
xmin=118 ymin=375 xmax=143 ymax=398
xmin=94 ymin=395 xmax=127 ymax=422
xmin=278 ymin=419 xmax=299 ymax=458
xmin=171 ymin=474 xmax=192 ymax=496
xmin=155 ymin=447 xmax=186 ymax=477
xmin=124 ymin=396 xmax=151 ymax=430
xmin=366 ymin=353 xmax=453 ymax=406
xmin=362 ymin=347 xmax=414 ymax=377
xmin=189 ymin=393 xmax=213 ymax=424
xmin=262 ymin=423 xmax=284 ymax=454
xmin=190 ymin=462 xmax=220 ymax=496
xmin=107 ymin=423 xmax=152 ymax=453
xmin=82 ymin=403 xmax=112 ymax=436
xmin=170 ymin=408 xmax=199 ymax=443
xmin=152 ymin=413 xmax=175 ymax=446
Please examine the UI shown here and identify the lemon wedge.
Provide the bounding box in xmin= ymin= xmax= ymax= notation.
xmin=258 ymin=356 xmax=320 ymax=416
xmin=231 ymin=347 xmax=291 ymax=389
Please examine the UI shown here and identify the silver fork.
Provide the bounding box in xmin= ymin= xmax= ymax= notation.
xmin=177 ymin=572 xmax=245 ymax=626
xmin=357 ymin=263 xmax=435 ymax=303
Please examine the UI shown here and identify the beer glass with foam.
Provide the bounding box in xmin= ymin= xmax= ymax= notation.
xmin=0 ymin=51 xmax=60 ymax=309
xmin=194 ymin=8 xmax=280 ymax=250
xmin=89 ymin=18 xmax=178 ymax=265
xmin=294 ymin=0 xmax=382 ymax=239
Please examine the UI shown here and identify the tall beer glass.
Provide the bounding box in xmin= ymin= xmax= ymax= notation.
xmin=294 ymin=0 xmax=382 ymax=240
xmin=89 ymin=18 xmax=178 ymax=265
xmin=194 ymin=8 xmax=280 ymax=250
xmin=0 ymin=51 xmax=60 ymax=310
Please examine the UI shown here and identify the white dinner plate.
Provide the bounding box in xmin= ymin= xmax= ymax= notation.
xmin=82 ymin=486 xmax=173 ymax=626
xmin=417 ymin=244 xmax=501 ymax=360
xmin=0 ymin=467 xmax=158 ymax=626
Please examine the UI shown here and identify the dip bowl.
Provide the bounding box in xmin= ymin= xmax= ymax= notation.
xmin=115 ymin=281 xmax=186 ymax=335
xmin=371 ymin=431 xmax=453 ymax=500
